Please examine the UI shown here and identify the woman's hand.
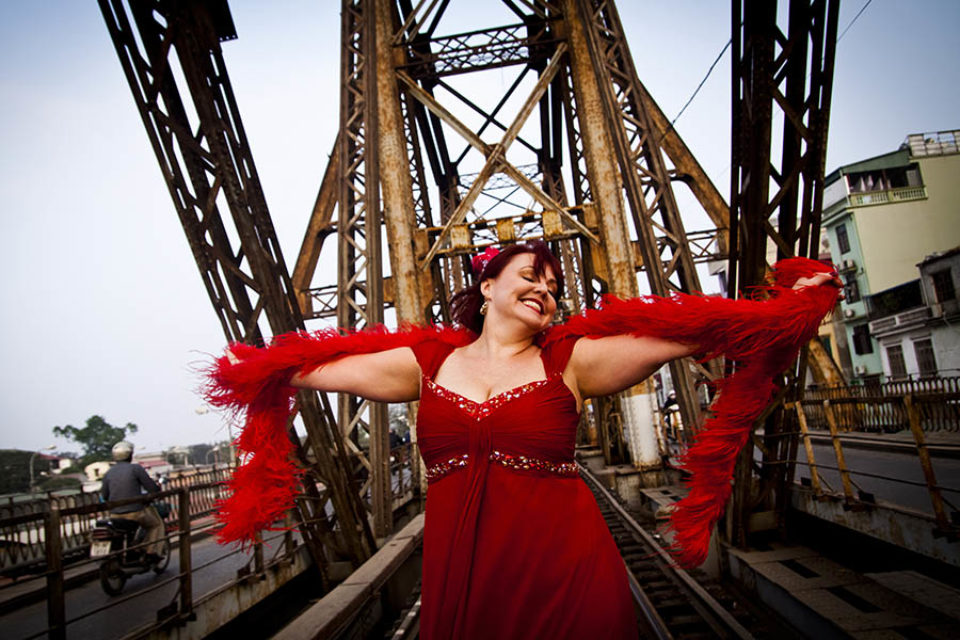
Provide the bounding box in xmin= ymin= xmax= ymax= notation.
xmin=792 ymin=271 xmax=845 ymax=299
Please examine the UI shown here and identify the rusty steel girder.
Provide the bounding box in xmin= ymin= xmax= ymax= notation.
xmin=566 ymin=0 xmax=725 ymax=454
xmin=727 ymin=0 xmax=842 ymax=549
xmin=291 ymin=0 xmax=741 ymax=471
xmin=98 ymin=0 xmax=374 ymax=571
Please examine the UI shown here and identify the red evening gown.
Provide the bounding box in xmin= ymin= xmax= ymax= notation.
xmin=413 ymin=336 xmax=638 ymax=639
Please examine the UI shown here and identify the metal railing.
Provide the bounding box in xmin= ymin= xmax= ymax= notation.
xmin=389 ymin=443 xmax=417 ymax=509
xmin=0 ymin=469 xmax=307 ymax=640
xmin=764 ymin=383 xmax=960 ymax=538
xmin=0 ymin=465 xmax=232 ymax=576
xmin=789 ymin=395 xmax=959 ymax=534
xmin=802 ymin=377 xmax=960 ymax=433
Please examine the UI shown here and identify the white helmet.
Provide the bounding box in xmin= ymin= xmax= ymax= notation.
xmin=111 ymin=441 xmax=134 ymax=462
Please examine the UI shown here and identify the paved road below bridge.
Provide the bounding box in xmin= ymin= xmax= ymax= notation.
xmin=3 ymin=528 xmax=295 ymax=640
xmin=793 ymin=440 xmax=960 ymax=514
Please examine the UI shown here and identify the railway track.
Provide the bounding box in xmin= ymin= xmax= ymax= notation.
xmin=579 ymin=464 xmax=771 ymax=639
xmin=383 ymin=466 xmax=797 ymax=639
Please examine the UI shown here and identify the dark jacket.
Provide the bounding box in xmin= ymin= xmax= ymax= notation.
xmin=101 ymin=461 xmax=160 ymax=514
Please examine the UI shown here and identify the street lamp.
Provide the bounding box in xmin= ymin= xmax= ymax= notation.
xmin=29 ymin=445 xmax=57 ymax=494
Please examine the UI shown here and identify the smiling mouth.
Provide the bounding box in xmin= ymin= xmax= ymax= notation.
xmin=521 ymin=299 xmax=544 ymax=314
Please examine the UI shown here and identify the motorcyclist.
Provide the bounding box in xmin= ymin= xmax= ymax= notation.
xmin=100 ymin=441 xmax=164 ymax=562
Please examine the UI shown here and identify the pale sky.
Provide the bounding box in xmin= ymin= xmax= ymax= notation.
xmin=1 ymin=1 xmax=958 ymax=455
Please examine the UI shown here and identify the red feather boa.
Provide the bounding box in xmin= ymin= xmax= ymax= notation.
xmin=202 ymin=325 xmax=471 ymax=545
xmin=203 ymin=258 xmax=837 ymax=565
xmin=547 ymin=257 xmax=838 ymax=566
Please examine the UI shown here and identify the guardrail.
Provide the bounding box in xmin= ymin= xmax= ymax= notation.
xmin=757 ymin=387 xmax=960 ymax=541
xmin=789 ymin=393 xmax=960 ymax=533
xmin=0 ymin=473 xmax=306 ymax=640
xmin=0 ymin=465 xmax=232 ymax=576
xmin=389 ymin=444 xmax=417 ymax=509
xmin=803 ymin=378 xmax=960 ymax=433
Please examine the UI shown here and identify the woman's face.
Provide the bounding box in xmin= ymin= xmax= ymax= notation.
xmin=481 ymin=252 xmax=558 ymax=333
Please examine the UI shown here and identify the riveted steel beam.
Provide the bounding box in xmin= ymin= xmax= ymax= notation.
xmin=727 ymin=0 xmax=841 ymax=549
xmin=98 ymin=0 xmax=374 ymax=569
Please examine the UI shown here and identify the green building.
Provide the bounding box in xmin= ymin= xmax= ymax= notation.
xmin=821 ymin=130 xmax=960 ymax=382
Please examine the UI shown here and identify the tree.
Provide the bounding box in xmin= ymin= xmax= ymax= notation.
xmin=0 ymin=450 xmax=40 ymax=494
xmin=53 ymin=415 xmax=138 ymax=467
xmin=0 ymin=450 xmax=61 ymax=494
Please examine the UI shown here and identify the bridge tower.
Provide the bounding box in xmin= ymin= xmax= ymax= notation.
xmin=100 ymin=0 xmax=841 ymax=559
xmin=292 ymin=0 xmax=736 ymax=538
xmin=726 ymin=0 xmax=842 ymax=547
xmin=98 ymin=0 xmax=376 ymax=576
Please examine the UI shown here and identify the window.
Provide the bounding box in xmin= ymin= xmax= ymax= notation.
xmin=914 ymin=339 xmax=938 ymax=377
xmin=932 ymin=269 xmax=956 ymax=302
xmin=844 ymin=274 xmax=861 ymax=303
xmin=886 ymin=344 xmax=907 ymax=378
xmin=906 ymin=166 xmax=922 ymax=186
xmin=836 ymin=224 xmax=851 ymax=254
xmin=852 ymin=324 xmax=873 ymax=355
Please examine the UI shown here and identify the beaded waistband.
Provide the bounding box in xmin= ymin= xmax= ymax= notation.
xmin=425 ymin=450 xmax=579 ymax=482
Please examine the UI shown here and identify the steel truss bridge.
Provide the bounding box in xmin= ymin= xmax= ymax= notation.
xmin=84 ymin=0 xmax=855 ymax=632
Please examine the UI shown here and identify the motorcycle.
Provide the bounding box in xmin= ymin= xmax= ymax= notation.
xmin=89 ymin=504 xmax=171 ymax=595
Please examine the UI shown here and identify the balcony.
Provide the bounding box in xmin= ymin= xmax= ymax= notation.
xmin=846 ymin=185 xmax=927 ymax=207
xmin=869 ymin=306 xmax=931 ymax=337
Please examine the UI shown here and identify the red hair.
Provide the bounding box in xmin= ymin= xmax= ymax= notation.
xmin=450 ymin=241 xmax=564 ymax=333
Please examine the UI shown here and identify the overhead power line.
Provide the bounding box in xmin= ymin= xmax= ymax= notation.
xmin=670 ymin=38 xmax=733 ymax=129
xmin=672 ymin=0 xmax=872 ymax=131
xmin=838 ymin=0 xmax=873 ymax=42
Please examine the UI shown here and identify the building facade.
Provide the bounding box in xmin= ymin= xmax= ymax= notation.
xmin=869 ymin=248 xmax=960 ymax=380
xmin=821 ymin=130 xmax=960 ymax=382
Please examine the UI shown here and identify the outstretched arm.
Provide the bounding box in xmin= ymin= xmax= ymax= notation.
xmin=566 ymin=270 xmax=840 ymax=399
xmin=289 ymin=347 xmax=420 ymax=403
xmin=570 ymin=335 xmax=695 ymax=398
xmin=202 ymin=324 xmax=469 ymax=546
xmin=548 ymin=258 xmax=842 ymax=568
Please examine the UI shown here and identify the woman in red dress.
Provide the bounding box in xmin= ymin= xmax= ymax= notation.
xmin=209 ymin=241 xmax=840 ymax=639
xmin=276 ymin=242 xmax=836 ymax=639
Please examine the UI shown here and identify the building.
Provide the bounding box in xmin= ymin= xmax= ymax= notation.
xmin=821 ymin=130 xmax=960 ymax=382
xmin=869 ymin=247 xmax=960 ymax=379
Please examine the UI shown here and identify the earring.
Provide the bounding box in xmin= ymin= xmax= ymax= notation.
xmin=480 ymin=300 xmax=489 ymax=316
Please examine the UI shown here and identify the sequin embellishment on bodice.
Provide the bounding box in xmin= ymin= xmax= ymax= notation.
xmin=413 ymin=336 xmax=637 ymax=639
xmin=423 ymin=377 xmax=551 ymax=420
xmin=425 ymin=450 xmax=579 ymax=481
xmin=421 ymin=376 xmax=578 ymax=483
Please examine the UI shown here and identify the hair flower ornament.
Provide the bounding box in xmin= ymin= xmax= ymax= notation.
xmin=471 ymin=246 xmax=500 ymax=277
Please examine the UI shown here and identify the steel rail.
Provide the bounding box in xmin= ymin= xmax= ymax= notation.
xmin=387 ymin=592 xmax=422 ymax=640
xmin=578 ymin=463 xmax=755 ymax=640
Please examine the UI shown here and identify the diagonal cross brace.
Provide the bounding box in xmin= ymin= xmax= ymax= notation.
xmin=398 ymin=43 xmax=598 ymax=269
